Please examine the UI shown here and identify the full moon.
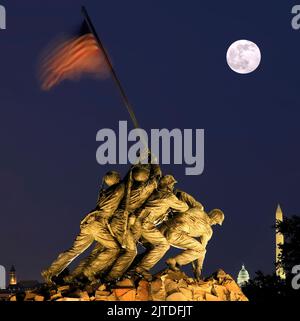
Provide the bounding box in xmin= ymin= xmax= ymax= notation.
xmin=226 ymin=40 xmax=261 ymax=74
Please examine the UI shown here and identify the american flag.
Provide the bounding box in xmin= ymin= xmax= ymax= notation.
xmin=39 ymin=24 xmax=109 ymax=91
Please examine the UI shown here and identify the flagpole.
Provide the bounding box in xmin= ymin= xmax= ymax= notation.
xmin=81 ymin=7 xmax=153 ymax=249
xmin=81 ymin=6 xmax=140 ymax=130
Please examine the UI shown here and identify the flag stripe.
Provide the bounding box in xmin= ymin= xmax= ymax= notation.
xmin=43 ymin=48 xmax=100 ymax=90
xmin=43 ymin=42 xmax=99 ymax=78
xmin=39 ymin=33 xmax=108 ymax=90
xmin=42 ymin=35 xmax=96 ymax=70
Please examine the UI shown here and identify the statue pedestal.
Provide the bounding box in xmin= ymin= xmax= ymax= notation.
xmin=8 ymin=269 xmax=248 ymax=301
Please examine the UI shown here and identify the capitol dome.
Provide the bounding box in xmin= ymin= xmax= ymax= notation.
xmin=237 ymin=264 xmax=250 ymax=287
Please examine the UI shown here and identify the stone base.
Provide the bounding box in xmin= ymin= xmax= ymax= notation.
xmin=9 ymin=269 xmax=248 ymax=302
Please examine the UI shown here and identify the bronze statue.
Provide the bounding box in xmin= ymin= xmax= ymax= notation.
xmin=41 ymin=171 xmax=125 ymax=284
xmin=41 ymin=165 xmax=225 ymax=285
xmin=105 ymin=163 xmax=161 ymax=281
xmin=68 ymin=163 xmax=161 ymax=282
xmin=133 ymin=175 xmax=189 ymax=281
xmin=161 ymin=190 xmax=224 ymax=279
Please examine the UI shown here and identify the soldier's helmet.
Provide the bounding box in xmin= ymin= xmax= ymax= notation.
xmin=159 ymin=175 xmax=178 ymax=188
xmin=103 ymin=171 xmax=121 ymax=186
xmin=132 ymin=165 xmax=150 ymax=182
xmin=208 ymin=209 xmax=225 ymax=226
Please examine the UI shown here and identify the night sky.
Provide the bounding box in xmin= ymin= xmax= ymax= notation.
xmin=1 ymin=0 xmax=300 ymax=283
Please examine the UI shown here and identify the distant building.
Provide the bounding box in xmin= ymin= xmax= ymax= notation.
xmin=9 ymin=265 xmax=17 ymax=286
xmin=0 ymin=265 xmax=41 ymax=300
xmin=17 ymin=280 xmax=40 ymax=292
xmin=0 ymin=265 xmax=5 ymax=289
xmin=237 ymin=264 xmax=250 ymax=287
xmin=7 ymin=265 xmax=40 ymax=292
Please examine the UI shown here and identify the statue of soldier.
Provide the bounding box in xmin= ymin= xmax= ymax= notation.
xmin=133 ymin=175 xmax=189 ymax=281
xmin=69 ymin=163 xmax=162 ymax=282
xmin=41 ymin=171 xmax=125 ymax=284
xmin=161 ymin=190 xmax=224 ymax=279
xmin=105 ymin=163 xmax=162 ymax=281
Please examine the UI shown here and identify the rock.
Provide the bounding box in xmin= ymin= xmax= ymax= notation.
xmin=187 ymin=278 xmax=195 ymax=284
xmin=113 ymin=288 xmax=132 ymax=298
xmin=106 ymin=294 xmax=118 ymax=301
xmin=177 ymin=279 xmax=188 ymax=288
xmin=95 ymin=293 xmax=117 ymax=301
xmin=150 ymin=279 xmax=166 ymax=301
xmin=57 ymin=285 xmax=70 ymax=293
xmin=34 ymin=295 xmax=45 ymax=302
xmin=221 ymin=278 xmax=248 ymax=301
xmin=150 ymin=278 xmax=163 ymax=293
xmin=94 ymin=296 xmax=107 ymax=301
xmin=236 ymin=292 xmax=249 ymax=302
xmin=179 ymin=287 xmax=193 ymax=300
xmin=56 ymin=297 xmax=81 ymax=301
xmin=115 ymin=278 xmax=135 ymax=288
xmin=97 ymin=284 xmax=106 ymax=291
xmin=205 ymin=293 xmax=221 ymax=301
xmin=166 ymin=292 xmax=187 ymax=301
xmin=164 ymin=279 xmax=179 ymax=295
xmin=95 ymin=296 xmax=110 ymax=301
xmin=50 ymin=293 xmax=63 ymax=301
xmin=192 ymin=288 xmax=206 ymax=301
xmin=79 ymin=291 xmax=90 ymax=301
xmin=212 ymin=285 xmax=229 ymax=301
xmin=119 ymin=289 xmax=136 ymax=301
xmin=24 ymin=292 xmax=37 ymax=301
xmin=209 ymin=269 xmax=228 ymax=283
xmin=136 ymin=280 xmax=150 ymax=301
xmin=95 ymin=290 xmax=111 ymax=297
xmin=193 ymin=282 xmax=212 ymax=294
xmin=223 ymin=280 xmax=242 ymax=293
xmin=163 ymin=270 xmax=188 ymax=281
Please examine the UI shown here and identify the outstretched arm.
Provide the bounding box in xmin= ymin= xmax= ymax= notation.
xmin=176 ymin=190 xmax=204 ymax=210
xmin=169 ymin=194 xmax=189 ymax=213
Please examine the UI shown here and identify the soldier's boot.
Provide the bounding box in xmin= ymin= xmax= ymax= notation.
xmin=166 ymin=258 xmax=181 ymax=272
xmin=63 ymin=275 xmax=74 ymax=284
xmin=81 ymin=269 xmax=97 ymax=284
xmin=41 ymin=269 xmax=55 ymax=284
xmin=124 ymin=269 xmax=136 ymax=279
xmin=104 ymin=276 xmax=120 ymax=288
xmin=135 ymin=267 xmax=153 ymax=281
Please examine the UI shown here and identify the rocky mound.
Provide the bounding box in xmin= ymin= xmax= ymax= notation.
xmin=9 ymin=269 xmax=248 ymax=302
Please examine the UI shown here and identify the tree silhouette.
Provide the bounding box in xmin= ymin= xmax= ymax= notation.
xmin=243 ymin=215 xmax=300 ymax=301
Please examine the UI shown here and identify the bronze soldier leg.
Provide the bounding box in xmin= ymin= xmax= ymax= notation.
xmin=82 ymin=221 xmax=120 ymax=280
xmin=107 ymin=229 xmax=137 ymax=280
xmin=166 ymin=229 xmax=206 ymax=267
xmin=69 ymin=243 xmax=104 ymax=279
xmin=43 ymin=223 xmax=97 ymax=278
xmin=103 ymin=213 xmax=138 ymax=280
xmin=137 ymin=227 xmax=170 ymax=271
xmin=77 ymin=213 xmax=137 ymax=281
xmin=43 ymin=220 xmax=120 ymax=281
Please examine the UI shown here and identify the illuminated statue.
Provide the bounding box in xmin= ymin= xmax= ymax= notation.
xmin=41 ymin=166 xmax=224 ymax=285
xmin=41 ymin=171 xmax=125 ymax=284
xmin=161 ymin=190 xmax=224 ymax=279
xmin=133 ymin=175 xmax=189 ymax=281
xmin=70 ymin=163 xmax=161 ymax=282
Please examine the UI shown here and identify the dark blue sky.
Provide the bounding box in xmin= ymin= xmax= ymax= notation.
xmin=1 ymin=0 xmax=300 ymax=282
